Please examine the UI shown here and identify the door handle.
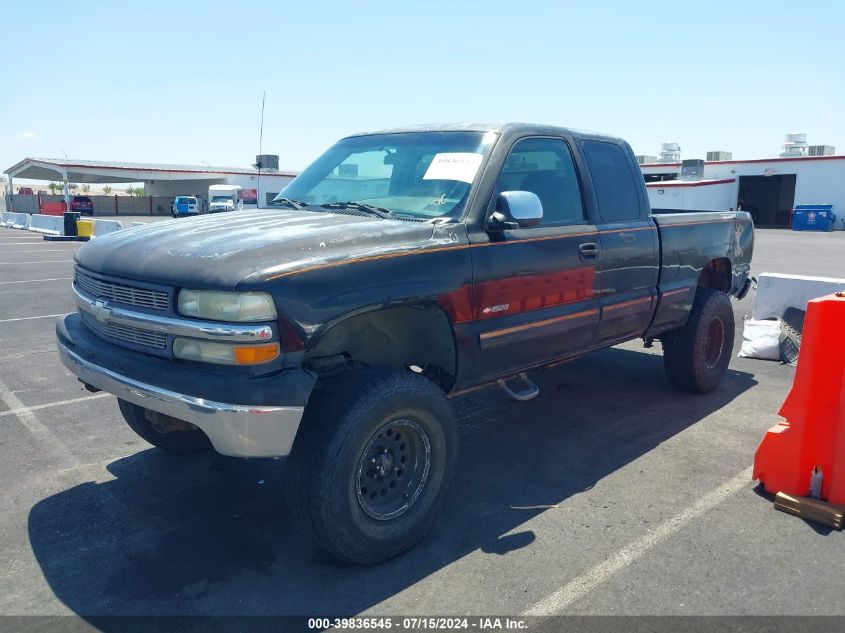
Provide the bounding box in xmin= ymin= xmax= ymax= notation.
xmin=618 ymin=232 xmax=636 ymax=243
xmin=579 ymin=242 xmax=599 ymax=261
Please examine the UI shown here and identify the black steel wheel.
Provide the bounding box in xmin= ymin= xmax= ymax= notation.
xmin=356 ymin=418 xmax=431 ymax=521
xmin=703 ymin=317 xmax=726 ymax=369
xmin=285 ymin=368 xmax=458 ymax=564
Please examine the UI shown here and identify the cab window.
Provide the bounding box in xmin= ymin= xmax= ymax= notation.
xmin=582 ymin=141 xmax=642 ymax=222
xmin=494 ymin=137 xmax=585 ymax=226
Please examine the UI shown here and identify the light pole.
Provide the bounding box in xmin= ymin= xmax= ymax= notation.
xmin=59 ymin=149 xmax=71 ymax=214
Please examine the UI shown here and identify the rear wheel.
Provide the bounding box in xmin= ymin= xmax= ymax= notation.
xmin=661 ymin=288 xmax=734 ymax=393
xmin=118 ymin=399 xmax=212 ymax=453
xmin=286 ymin=368 xmax=458 ymax=564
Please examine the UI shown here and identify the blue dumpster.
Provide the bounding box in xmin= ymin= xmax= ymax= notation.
xmin=792 ymin=204 xmax=835 ymax=231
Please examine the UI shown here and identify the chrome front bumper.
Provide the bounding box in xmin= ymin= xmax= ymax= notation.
xmin=57 ymin=339 xmax=304 ymax=458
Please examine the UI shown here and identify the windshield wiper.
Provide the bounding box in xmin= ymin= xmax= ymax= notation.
xmin=320 ymin=201 xmax=393 ymax=219
xmin=269 ymin=197 xmax=308 ymax=210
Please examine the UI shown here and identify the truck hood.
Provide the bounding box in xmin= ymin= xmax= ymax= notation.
xmin=74 ymin=209 xmax=444 ymax=288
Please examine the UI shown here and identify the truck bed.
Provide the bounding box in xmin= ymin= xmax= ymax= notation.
xmin=646 ymin=210 xmax=754 ymax=336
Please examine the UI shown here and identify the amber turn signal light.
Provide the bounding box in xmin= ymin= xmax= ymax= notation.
xmin=233 ymin=343 xmax=280 ymax=365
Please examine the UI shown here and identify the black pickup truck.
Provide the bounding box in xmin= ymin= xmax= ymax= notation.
xmin=57 ymin=123 xmax=753 ymax=563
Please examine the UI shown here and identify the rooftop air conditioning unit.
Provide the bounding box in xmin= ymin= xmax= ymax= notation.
xmin=254 ymin=154 xmax=280 ymax=170
xmin=636 ymin=155 xmax=657 ymax=165
xmin=680 ymin=159 xmax=705 ymax=180
xmin=808 ymin=145 xmax=835 ymax=157
xmin=706 ymin=151 xmax=732 ymax=161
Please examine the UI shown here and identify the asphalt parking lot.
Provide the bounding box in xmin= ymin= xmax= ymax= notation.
xmin=1 ymin=224 xmax=844 ymax=624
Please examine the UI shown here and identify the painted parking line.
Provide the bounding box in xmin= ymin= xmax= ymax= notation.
xmin=521 ymin=466 xmax=754 ymax=616
xmin=1 ymin=346 xmax=59 ymax=360
xmin=0 ymin=393 xmax=110 ymax=418
xmin=0 ymin=314 xmax=66 ymax=324
xmin=1 ymin=249 xmax=79 ymax=254
xmin=0 ymin=277 xmax=73 ymax=285
xmin=0 ymin=261 xmax=73 ymax=265
xmin=0 ymin=378 xmax=78 ymax=469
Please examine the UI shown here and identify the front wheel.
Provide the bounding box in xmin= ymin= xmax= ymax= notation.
xmin=286 ymin=368 xmax=458 ymax=564
xmin=661 ymin=288 xmax=735 ymax=393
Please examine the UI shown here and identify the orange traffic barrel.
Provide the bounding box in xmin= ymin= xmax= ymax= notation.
xmin=753 ymin=293 xmax=845 ymax=504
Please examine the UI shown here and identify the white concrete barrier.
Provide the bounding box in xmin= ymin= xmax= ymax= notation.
xmin=753 ymin=272 xmax=845 ymax=320
xmin=1 ymin=212 xmax=31 ymax=230
xmin=29 ymin=214 xmax=64 ymax=236
xmin=91 ymin=219 xmax=123 ymax=237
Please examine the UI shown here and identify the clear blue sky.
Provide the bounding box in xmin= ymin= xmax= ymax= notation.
xmin=3 ymin=0 xmax=843 ymax=176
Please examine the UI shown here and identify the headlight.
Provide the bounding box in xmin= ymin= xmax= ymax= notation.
xmin=178 ymin=289 xmax=277 ymax=322
xmin=173 ymin=339 xmax=280 ymax=365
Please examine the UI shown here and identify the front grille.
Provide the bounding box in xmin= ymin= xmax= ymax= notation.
xmin=81 ymin=312 xmax=167 ymax=350
xmin=74 ymin=268 xmax=169 ymax=311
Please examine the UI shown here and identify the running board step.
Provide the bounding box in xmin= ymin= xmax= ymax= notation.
xmin=497 ymin=373 xmax=539 ymax=402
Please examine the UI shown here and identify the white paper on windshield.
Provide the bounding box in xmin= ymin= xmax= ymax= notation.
xmin=423 ymin=153 xmax=483 ymax=184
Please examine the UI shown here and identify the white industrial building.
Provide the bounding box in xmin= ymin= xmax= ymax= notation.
xmin=639 ymin=134 xmax=844 ymax=228
xmin=4 ymin=155 xmax=296 ymax=215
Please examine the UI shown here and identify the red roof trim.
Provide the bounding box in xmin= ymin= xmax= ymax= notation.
xmin=640 ymin=155 xmax=845 ymax=169
xmin=705 ymin=155 xmax=845 ymax=166
xmin=646 ymin=178 xmax=736 ymax=188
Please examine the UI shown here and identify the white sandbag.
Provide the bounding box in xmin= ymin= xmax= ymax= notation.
xmin=738 ymin=318 xmax=782 ymax=360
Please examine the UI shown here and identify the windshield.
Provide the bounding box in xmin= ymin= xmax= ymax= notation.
xmin=211 ymin=196 xmax=233 ymax=203
xmin=273 ymin=131 xmax=496 ymax=219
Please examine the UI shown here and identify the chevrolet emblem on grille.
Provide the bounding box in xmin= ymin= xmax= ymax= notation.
xmin=92 ymin=299 xmax=112 ymax=324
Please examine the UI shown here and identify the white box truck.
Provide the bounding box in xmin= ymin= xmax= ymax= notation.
xmin=208 ymin=184 xmax=243 ymax=213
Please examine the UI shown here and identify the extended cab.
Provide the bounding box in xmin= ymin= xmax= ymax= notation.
xmin=57 ymin=124 xmax=753 ymax=563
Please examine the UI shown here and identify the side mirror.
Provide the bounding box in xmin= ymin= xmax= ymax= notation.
xmin=487 ymin=191 xmax=543 ymax=231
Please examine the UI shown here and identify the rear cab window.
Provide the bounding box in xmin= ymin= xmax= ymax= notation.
xmin=581 ymin=141 xmax=642 ymax=222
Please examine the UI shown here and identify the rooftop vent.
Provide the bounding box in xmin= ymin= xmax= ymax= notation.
xmin=780 ymin=133 xmax=808 ymax=158
xmin=657 ymin=142 xmax=681 ymax=163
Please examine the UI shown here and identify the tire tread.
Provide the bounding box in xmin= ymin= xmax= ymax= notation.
xmin=286 ymin=368 xmax=457 ymax=564
xmin=662 ymin=288 xmax=734 ymax=393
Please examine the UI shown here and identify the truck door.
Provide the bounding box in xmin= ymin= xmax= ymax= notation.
xmin=467 ymin=136 xmax=601 ymax=382
xmin=580 ymin=141 xmax=659 ymax=346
